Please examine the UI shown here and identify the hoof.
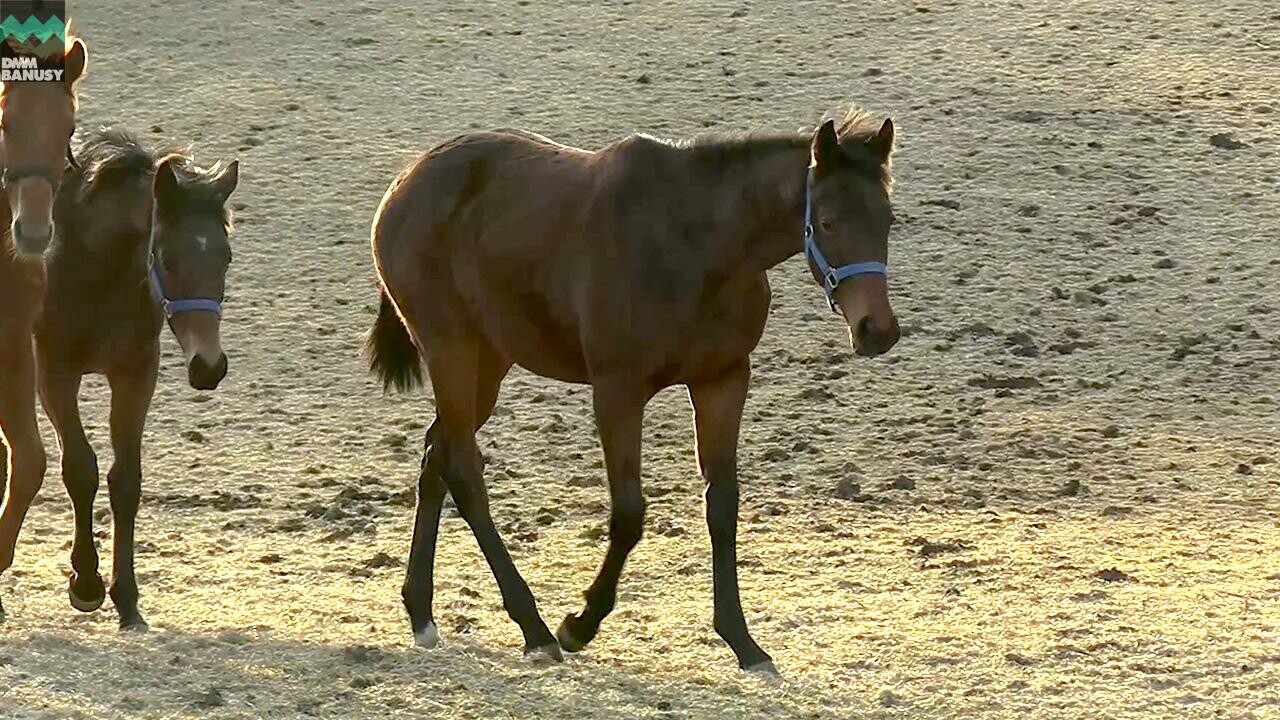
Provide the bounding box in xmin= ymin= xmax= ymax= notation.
xmin=68 ymin=574 xmax=106 ymax=613
xmin=120 ymin=619 xmax=150 ymax=633
xmin=744 ymin=659 xmax=782 ymax=679
xmin=413 ymin=622 xmax=440 ymax=649
xmin=523 ymin=642 xmax=564 ymax=664
xmin=555 ymin=616 xmax=587 ymax=653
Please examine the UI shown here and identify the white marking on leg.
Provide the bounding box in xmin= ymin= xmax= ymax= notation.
xmin=413 ymin=622 xmax=440 ymax=648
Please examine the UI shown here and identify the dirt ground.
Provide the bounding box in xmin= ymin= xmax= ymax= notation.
xmin=2 ymin=1 xmax=1278 ymax=718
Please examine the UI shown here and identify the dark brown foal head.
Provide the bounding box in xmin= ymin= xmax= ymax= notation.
xmin=805 ymin=113 xmax=899 ymax=357
xmin=0 ymin=38 xmax=87 ymax=256
xmin=150 ymin=154 xmax=239 ymax=390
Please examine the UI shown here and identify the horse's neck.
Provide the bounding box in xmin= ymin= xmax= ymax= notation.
xmin=708 ymin=145 xmax=809 ymax=277
xmin=54 ymin=225 xmax=151 ymax=292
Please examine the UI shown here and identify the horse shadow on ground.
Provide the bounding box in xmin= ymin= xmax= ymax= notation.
xmin=0 ymin=620 xmax=884 ymax=720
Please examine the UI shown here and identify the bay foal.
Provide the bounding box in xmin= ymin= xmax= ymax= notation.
xmin=36 ymin=129 xmax=237 ymax=628
xmin=369 ymin=111 xmax=899 ymax=674
xmin=0 ymin=38 xmax=88 ymax=621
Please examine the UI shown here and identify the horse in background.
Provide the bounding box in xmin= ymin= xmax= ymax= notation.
xmin=16 ymin=128 xmax=237 ymax=628
xmin=0 ymin=37 xmax=88 ymax=622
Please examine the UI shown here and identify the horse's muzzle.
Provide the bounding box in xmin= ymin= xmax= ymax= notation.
xmin=851 ymin=315 xmax=901 ymax=357
xmin=188 ymin=352 xmax=228 ymax=390
xmin=11 ymin=217 xmax=53 ymax=256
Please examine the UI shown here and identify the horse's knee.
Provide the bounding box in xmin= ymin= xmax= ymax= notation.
xmin=4 ymin=437 xmax=46 ymax=505
xmin=704 ymin=480 xmax=739 ymax=542
xmin=609 ymin=497 xmax=645 ymax=549
xmin=107 ymin=466 xmax=142 ymax=509
xmin=61 ymin=445 xmax=98 ymax=490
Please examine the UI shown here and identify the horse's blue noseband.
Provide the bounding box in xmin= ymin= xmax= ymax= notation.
xmin=149 ymin=259 xmax=223 ymax=319
xmin=803 ymin=170 xmax=887 ymax=314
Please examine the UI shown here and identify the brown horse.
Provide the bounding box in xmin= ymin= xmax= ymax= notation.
xmin=0 ymin=38 xmax=88 ymax=622
xmin=367 ymin=109 xmax=900 ymax=674
xmin=34 ymin=128 xmax=237 ymax=629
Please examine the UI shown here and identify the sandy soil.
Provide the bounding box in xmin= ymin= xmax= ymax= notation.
xmin=2 ymin=1 xmax=1278 ymax=718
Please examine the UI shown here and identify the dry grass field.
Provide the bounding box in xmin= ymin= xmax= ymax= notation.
xmin=2 ymin=1 xmax=1278 ymax=718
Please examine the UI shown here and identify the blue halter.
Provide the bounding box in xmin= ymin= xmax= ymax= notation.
xmin=803 ymin=170 xmax=888 ymax=313
xmin=148 ymin=258 xmax=223 ymax=319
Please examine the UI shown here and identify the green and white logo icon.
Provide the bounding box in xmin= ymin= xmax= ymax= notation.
xmin=1 ymin=1 xmax=68 ymax=81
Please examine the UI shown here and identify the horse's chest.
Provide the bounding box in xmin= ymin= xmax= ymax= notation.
xmin=0 ymin=255 xmax=44 ymax=324
xmin=38 ymin=292 xmax=159 ymax=373
xmin=665 ymin=274 xmax=771 ymax=384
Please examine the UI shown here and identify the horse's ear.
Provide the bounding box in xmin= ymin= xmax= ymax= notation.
xmin=153 ymin=156 xmax=182 ymax=206
xmin=64 ymin=38 xmax=87 ymax=85
xmin=212 ymin=160 xmax=239 ymax=202
xmin=866 ymin=118 xmax=895 ymax=165
xmin=811 ymin=120 xmax=841 ymax=173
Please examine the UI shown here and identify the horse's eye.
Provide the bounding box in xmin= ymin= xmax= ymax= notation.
xmin=819 ymin=218 xmax=835 ymax=233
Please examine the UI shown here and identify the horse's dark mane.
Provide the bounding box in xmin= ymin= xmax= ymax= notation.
xmin=683 ymin=133 xmax=809 ymax=168
xmin=72 ymin=127 xmax=233 ymax=229
xmin=74 ymin=128 xmax=153 ymax=191
xmin=680 ymin=106 xmax=893 ymax=189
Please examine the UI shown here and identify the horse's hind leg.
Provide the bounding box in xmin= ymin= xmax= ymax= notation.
xmin=402 ymin=350 xmax=509 ymax=649
xmin=38 ymin=367 xmax=107 ymax=612
xmin=104 ymin=365 xmax=157 ymax=630
xmin=689 ymin=362 xmax=775 ymax=675
xmin=422 ymin=335 xmax=559 ymax=659
xmin=403 ymin=420 xmax=447 ymax=647
xmin=556 ymin=379 xmax=647 ymax=653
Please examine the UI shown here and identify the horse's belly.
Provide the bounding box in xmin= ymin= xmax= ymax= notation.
xmin=472 ymin=291 xmax=590 ymax=384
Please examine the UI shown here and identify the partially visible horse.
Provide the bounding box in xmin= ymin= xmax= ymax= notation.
xmin=0 ymin=37 xmax=88 ymax=621
xmin=368 ymin=110 xmax=899 ymax=674
xmin=33 ymin=128 xmax=238 ymax=628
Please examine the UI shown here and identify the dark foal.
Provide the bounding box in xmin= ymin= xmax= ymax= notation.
xmin=368 ymin=109 xmax=900 ymax=674
xmin=35 ymin=129 xmax=237 ymax=628
xmin=0 ymin=38 xmax=88 ymax=621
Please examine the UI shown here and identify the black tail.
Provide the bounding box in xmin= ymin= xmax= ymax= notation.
xmin=367 ymin=291 xmax=423 ymax=393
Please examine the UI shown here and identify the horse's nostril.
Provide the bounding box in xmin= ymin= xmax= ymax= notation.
xmin=856 ymin=316 xmax=874 ymax=339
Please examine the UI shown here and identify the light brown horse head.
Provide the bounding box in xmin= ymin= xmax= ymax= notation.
xmin=806 ymin=112 xmax=900 ymax=357
xmin=150 ymin=154 xmax=239 ymax=390
xmin=0 ymin=37 xmax=86 ymax=257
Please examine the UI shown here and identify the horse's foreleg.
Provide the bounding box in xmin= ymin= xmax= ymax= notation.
xmin=105 ymin=365 xmax=156 ymax=630
xmin=38 ymin=366 xmax=106 ymax=612
xmin=556 ymin=380 xmax=647 ymax=653
xmin=0 ymin=339 xmax=47 ymax=596
xmin=689 ymin=362 xmax=775 ymax=675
